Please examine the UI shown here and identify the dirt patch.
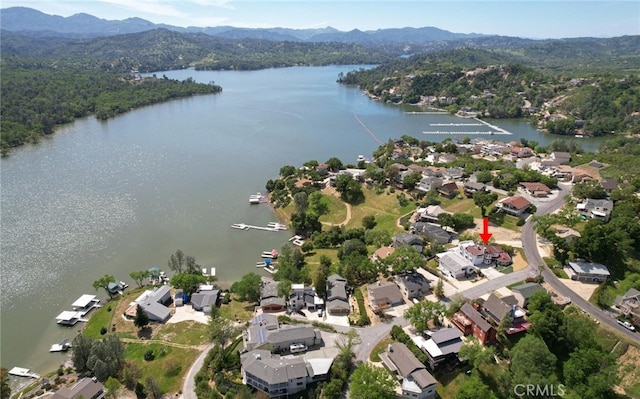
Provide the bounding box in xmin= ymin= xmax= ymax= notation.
xmin=470 ymin=218 xmax=521 ymax=242
xmin=616 ymin=344 xmax=640 ymax=395
xmin=512 ymin=251 xmax=528 ymax=271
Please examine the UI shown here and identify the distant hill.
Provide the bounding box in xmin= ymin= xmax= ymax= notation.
xmin=0 ymin=6 xmax=485 ymax=44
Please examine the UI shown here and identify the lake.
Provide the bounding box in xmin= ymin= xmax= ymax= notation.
xmin=0 ymin=65 xmax=604 ymax=375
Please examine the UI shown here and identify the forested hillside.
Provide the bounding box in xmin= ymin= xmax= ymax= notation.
xmin=340 ymin=47 xmax=640 ymax=137
xmin=0 ymin=29 xmax=393 ymax=72
xmin=0 ymin=56 xmax=221 ymax=154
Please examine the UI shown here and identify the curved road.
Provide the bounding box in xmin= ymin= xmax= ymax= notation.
xmin=466 ymin=182 xmax=640 ymax=344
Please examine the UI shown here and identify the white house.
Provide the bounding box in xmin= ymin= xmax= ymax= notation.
xmin=437 ymin=252 xmax=475 ymax=279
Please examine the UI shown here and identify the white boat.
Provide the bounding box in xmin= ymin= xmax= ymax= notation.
xmin=8 ymin=367 xmax=40 ymax=379
xmin=50 ymin=339 xmax=72 ymax=353
xmin=231 ymin=223 xmax=249 ymax=230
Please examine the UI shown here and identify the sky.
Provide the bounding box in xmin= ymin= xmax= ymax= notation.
xmin=2 ymin=0 xmax=639 ymax=39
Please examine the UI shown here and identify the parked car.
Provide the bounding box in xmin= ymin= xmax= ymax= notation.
xmin=618 ymin=319 xmax=636 ymax=331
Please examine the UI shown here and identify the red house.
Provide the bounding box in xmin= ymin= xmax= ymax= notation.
xmin=450 ymin=302 xmax=496 ymax=345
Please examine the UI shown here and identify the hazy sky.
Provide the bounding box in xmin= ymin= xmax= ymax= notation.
xmin=3 ymin=0 xmax=639 ymax=39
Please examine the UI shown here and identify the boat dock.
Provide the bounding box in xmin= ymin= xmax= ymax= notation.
xmin=231 ymin=222 xmax=287 ymax=232
xmin=289 ymin=235 xmax=305 ymax=246
xmin=50 ymin=339 xmax=72 ymax=353
xmin=249 ymin=192 xmax=269 ymax=204
xmin=423 ymin=117 xmax=513 ymax=136
xmin=9 ymin=367 xmax=40 ymax=379
xmin=429 ymin=123 xmax=482 ymax=126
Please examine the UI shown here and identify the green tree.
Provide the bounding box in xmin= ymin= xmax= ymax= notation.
xmin=402 ymin=171 xmax=422 ymax=190
xmin=208 ymin=314 xmax=237 ymax=349
xmin=230 ymin=273 xmax=262 ymax=303
xmin=279 ymin=165 xmax=297 ymax=178
xmin=129 ymin=270 xmax=150 ymax=288
xmin=510 ymin=335 xmax=557 ymax=387
xmin=455 ymin=376 xmax=497 ymax=399
xmin=293 ymin=191 xmax=309 ymax=215
xmin=326 ymin=157 xmax=343 ymax=172
xmin=384 ymin=245 xmax=424 ymax=274
xmin=71 ymin=334 xmax=94 ymax=372
xmin=167 ymin=249 xmax=186 ymax=273
xmin=104 ymin=376 xmax=122 ymax=399
xmin=92 ymin=274 xmax=116 ymax=298
xmin=134 ymin=304 xmax=149 ymax=330
xmin=170 ymin=273 xmax=207 ymax=296
xmin=0 ymin=367 xmax=11 ymax=399
xmin=475 ymin=170 xmax=493 ymax=184
xmin=349 ymin=363 xmax=396 ymax=399
xmin=459 ymin=337 xmax=495 ymax=370
xmin=362 ymin=215 xmax=377 ymax=230
xmin=403 ymin=300 xmax=446 ymax=332
xmin=434 ymin=278 xmax=445 ymax=299
xmin=473 ymin=191 xmax=498 ymax=216
xmin=336 ymin=328 xmax=362 ymax=358
xmin=277 ymin=279 xmax=292 ymax=302
xmin=145 ymin=376 xmax=162 ymax=399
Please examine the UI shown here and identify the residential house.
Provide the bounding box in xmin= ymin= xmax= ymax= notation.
xmin=51 ymin=378 xmax=105 ymax=399
xmin=576 ymin=198 xmax=614 ymax=223
xmin=393 ymin=233 xmax=424 ymax=253
xmin=458 ymin=241 xmax=511 ymax=267
xmin=511 ymin=283 xmax=545 ymax=309
xmin=412 ymin=222 xmax=452 ymax=245
xmin=565 ymin=261 xmax=610 ymax=283
xmin=241 ymin=349 xmax=333 ymax=397
xmin=367 ymin=281 xmax=405 ymax=312
xmin=415 ymin=205 xmax=450 ymax=223
xmin=511 ymin=146 xmax=533 ymax=158
xmin=437 ymin=182 xmax=459 ymax=199
xmin=554 ymin=227 xmax=581 ymax=244
xmin=191 ymin=290 xmax=220 ymax=312
xmin=289 ymin=284 xmax=323 ymax=312
xmin=260 ymin=277 xmax=287 ymax=312
xmin=572 ymin=171 xmax=594 ymax=183
xmin=242 ymin=313 xmax=322 ymax=353
xmin=437 ymin=252 xmax=475 ymax=280
xmin=413 ymin=328 xmax=464 ymax=370
xmin=126 ymin=286 xmax=172 ymax=322
xmin=417 ymin=176 xmax=443 ymax=193
xmin=443 ymin=166 xmax=464 ymax=180
xmin=615 ymin=289 xmax=640 ymax=323
xmin=425 ymin=166 xmax=446 ymax=177
xmin=380 ymin=343 xmax=437 ymax=399
xmin=463 ymin=182 xmax=486 ymax=198
xmin=451 ymin=303 xmax=496 ymax=345
xmin=520 ymin=182 xmax=552 ymax=197
xmin=372 ymin=246 xmax=395 ymax=262
xmin=326 ymin=274 xmax=350 ymax=315
xmin=396 ymin=272 xmax=430 ymax=301
xmin=398 ymin=170 xmax=420 ymax=187
xmin=483 ymin=294 xmax=530 ymax=335
xmin=601 ymin=178 xmax=619 ymax=195
xmin=497 ymin=196 xmax=532 ymax=217
xmin=551 ymin=152 xmax=572 ymax=164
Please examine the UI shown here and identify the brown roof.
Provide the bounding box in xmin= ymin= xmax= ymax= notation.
xmin=501 ymin=196 xmax=531 ymax=210
xmin=368 ymin=281 xmax=404 ymax=304
xmin=374 ymin=246 xmax=395 ymax=260
xmin=521 ymin=182 xmax=551 ymax=193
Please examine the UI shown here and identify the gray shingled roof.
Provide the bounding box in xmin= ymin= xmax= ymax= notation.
xmin=460 ymin=303 xmax=492 ymax=332
xmin=483 ymin=294 xmax=510 ymax=323
xmin=191 ymin=290 xmax=219 ymax=309
xmin=387 ymin=342 xmax=425 ymax=377
xmin=511 ymin=283 xmax=545 ymax=300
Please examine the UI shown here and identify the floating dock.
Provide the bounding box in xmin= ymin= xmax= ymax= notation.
xmin=249 ymin=192 xmax=269 ymax=204
xmin=50 ymin=339 xmax=72 ymax=353
xmin=429 ymin=123 xmax=482 ymax=126
xmin=8 ymin=367 xmax=40 ymax=379
xmin=231 ymin=222 xmax=287 ymax=232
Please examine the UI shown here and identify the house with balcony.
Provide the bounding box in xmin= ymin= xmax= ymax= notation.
xmin=396 ymin=272 xmax=431 ymax=301
xmin=412 ymin=328 xmax=464 ymax=370
xmin=483 ymin=294 xmax=530 ymax=335
xmin=451 ymin=303 xmax=496 ymax=345
xmin=417 ymin=176 xmax=443 ymax=193
xmin=260 ymin=277 xmax=287 ymax=312
xmin=520 ymin=182 xmax=552 ymax=197
xmin=368 ymin=281 xmax=405 ymax=313
xmin=463 ymin=182 xmax=486 ymax=198
xmin=576 ymin=198 xmax=614 ymax=223
xmin=497 ymin=196 xmax=532 ymax=217
xmin=380 ymin=342 xmax=437 ymax=399
xmin=615 ymin=289 xmax=640 ymax=323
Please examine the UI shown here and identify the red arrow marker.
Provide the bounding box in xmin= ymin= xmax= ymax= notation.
xmin=479 ymin=217 xmax=492 ymax=244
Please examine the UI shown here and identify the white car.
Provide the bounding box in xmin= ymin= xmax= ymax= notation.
xmin=618 ymin=319 xmax=636 ymax=331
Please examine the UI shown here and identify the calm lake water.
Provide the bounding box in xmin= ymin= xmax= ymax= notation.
xmin=0 ymin=65 xmax=604 ymax=375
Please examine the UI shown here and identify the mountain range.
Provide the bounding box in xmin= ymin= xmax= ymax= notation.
xmin=0 ymin=6 xmax=487 ymax=43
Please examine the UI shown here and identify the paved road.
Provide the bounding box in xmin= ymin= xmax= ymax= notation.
xmin=353 ymin=316 xmax=409 ymax=363
xmin=182 ymin=344 xmax=212 ymax=399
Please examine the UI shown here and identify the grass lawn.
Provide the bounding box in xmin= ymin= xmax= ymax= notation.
xmin=369 ymin=336 xmax=392 ymax=362
xmin=83 ymin=298 xmax=119 ymax=339
xmin=443 ymin=198 xmax=482 ymax=218
xmin=219 ymin=295 xmax=256 ymax=323
xmin=153 ymin=321 xmax=209 ymax=346
xmin=347 ymin=187 xmax=414 ymax=231
xmin=125 ymin=342 xmax=199 ymax=394
xmin=488 ymin=212 xmax=522 ymax=231
xmin=435 ymin=365 xmax=472 ymax=399
xmin=318 ymin=193 xmax=348 ymax=225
